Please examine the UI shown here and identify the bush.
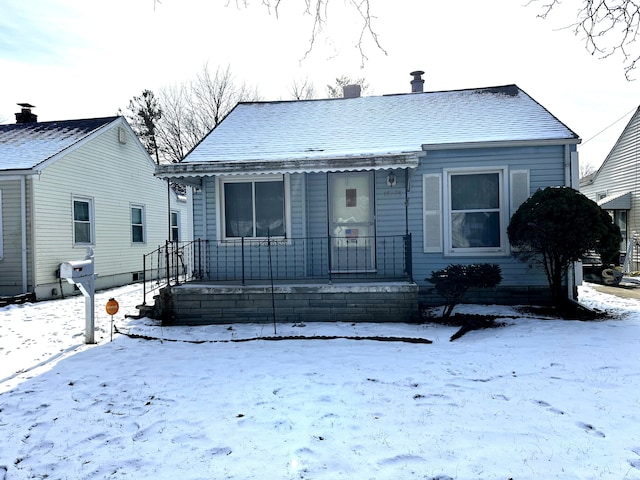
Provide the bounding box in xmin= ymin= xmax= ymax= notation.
xmin=427 ymin=264 xmax=502 ymax=318
xmin=507 ymin=186 xmax=622 ymax=306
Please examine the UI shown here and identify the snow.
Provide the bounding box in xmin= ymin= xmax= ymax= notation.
xmin=1 ymin=283 xmax=639 ymax=479
xmin=183 ymin=87 xmax=577 ymax=165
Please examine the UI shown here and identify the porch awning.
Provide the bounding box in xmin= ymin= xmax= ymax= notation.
xmin=597 ymin=191 xmax=632 ymax=210
xmin=156 ymin=152 xmax=422 ymax=181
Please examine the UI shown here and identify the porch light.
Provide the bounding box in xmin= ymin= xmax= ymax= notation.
xmin=387 ymin=171 xmax=397 ymax=187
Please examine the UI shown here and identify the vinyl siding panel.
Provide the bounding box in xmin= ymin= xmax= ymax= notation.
xmin=306 ymin=173 xmax=328 ymax=238
xmin=408 ymin=145 xmax=567 ymax=289
xmin=30 ymin=121 xmax=173 ymax=298
xmin=0 ymin=179 xmax=29 ymax=295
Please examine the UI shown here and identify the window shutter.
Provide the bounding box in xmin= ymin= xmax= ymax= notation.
xmin=423 ymin=174 xmax=442 ymax=252
xmin=510 ymin=170 xmax=530 ymax=217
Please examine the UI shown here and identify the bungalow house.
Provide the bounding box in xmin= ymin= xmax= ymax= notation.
xmin=155 ymin=74 xmax=580 ymax=325
xmin=0 ymin=106 xmax=192 ymax=301
xmin=580 ymin=105 xmax=640 ymax=272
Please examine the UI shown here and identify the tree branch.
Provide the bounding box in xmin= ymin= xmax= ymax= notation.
xmin=528 ymin=0 xmax=640 ymax=79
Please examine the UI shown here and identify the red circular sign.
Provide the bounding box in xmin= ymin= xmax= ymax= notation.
xmin=106 ymin=298 xmax=119 ymax=315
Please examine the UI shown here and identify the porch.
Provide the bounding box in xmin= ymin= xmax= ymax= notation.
xmin=142 ymin=235 xmax=419 ymax=325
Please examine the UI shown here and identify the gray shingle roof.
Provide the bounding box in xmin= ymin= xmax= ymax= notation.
xmin=183 ymin=85 xmax=579 ymax=164
xmin=0 ymin=117 xmax=119 ymax=171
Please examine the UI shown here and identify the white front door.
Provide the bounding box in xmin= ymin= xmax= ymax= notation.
xmin=328 ymin=172 xmax=375 ymax=272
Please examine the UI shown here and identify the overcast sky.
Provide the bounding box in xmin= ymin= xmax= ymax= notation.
xmin=1 ymin=0 xmax=638 ymax=170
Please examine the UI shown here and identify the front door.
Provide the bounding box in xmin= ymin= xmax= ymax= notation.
xmin=329 ymin=172 xmax=375 ymax=272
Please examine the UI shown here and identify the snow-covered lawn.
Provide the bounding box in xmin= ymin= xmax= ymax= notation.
xmin=1 ymin=283 xmax=639 ymax=479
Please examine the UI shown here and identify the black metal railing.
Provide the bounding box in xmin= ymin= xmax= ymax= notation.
xmin=207 ymin=234 xmax=413 ymax=284
xmin=142 ymin=235 xmax=412 ymax=304
xmin=142 ymin=239 xmax=209 ymax=305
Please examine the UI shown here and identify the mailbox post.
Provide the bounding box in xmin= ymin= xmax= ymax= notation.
xmin=60 ymin=247 xmax=96 ymax=344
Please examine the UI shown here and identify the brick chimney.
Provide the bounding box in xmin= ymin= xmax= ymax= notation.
xmin=15 ymin=103 xmax=37 ymax=123
xmin=410 ymin=71 xmax=425 ymax=93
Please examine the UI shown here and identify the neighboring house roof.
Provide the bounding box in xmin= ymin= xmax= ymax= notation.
xmin=0 ymin=117 xmax=119 ymax=173
xmin=598 ymin=191 xmax=632 ymax=210
xmin=158 ymin=84 xmax=579 ymax=179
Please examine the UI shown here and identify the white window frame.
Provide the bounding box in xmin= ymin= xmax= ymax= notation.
xmin=443 ymin=167 xmax=509 ymax=256
xmin=216 ymin=174 xmax=291 ymax=242
xmin=73 ymin=196 xmax=95 ymax=246
xmin=131 ymin=204 xmax=146 ymax=244
xmin=170 ymin=210 xmax=180 ymax=242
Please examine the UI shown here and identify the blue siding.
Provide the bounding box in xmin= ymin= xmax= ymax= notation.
xmin=192 ymin=144 xmax=567 ymax=291
xmin=406 ymin=145 xmax=567 ymax=289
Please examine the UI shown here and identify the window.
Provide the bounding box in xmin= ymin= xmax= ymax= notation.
xmin=424 ymin=168 xmax=522 ymax=256
xmin=449 ymin=171 xmax=502 ymax=250
xmin=73 ymin=197 xmax=94 ymax=245
xmin=171 ymin=211 xmax=180 ymax=242
xmin=131 ymin=205 xmax=145 ymax=244
xmin=219 ymin=176 xmax=289 ymax=240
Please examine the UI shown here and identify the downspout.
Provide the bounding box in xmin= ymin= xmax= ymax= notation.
xmin=21 ymin=175 xmax=27 ymax=292
xmin=565 ymin=145 xmax=581 ymax=300
xmin=167 ymin=178 xmax=171 ymax=240
xmin=404 ymin=168 xmax=409 ymax=235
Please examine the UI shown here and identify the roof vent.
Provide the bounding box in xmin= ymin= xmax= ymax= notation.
xmin=15 ymin=103 xmax=38 ymax=124
xmin=342 ymin=84 xmax=361 ymax=99
xmin=410 ymin=71 xmax=425 ymax=93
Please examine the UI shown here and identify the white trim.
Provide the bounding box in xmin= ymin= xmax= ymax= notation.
xmin=422 ymin=138 xmax=580 ymax=151
xmin=442 ymin=166 xmax=509 ymax=257
xmin=216 ymin=174 xmax=292 ymax=242
xmin=170 ymin=210 xmax=180 ymax=242
xmin=72 ymin=195 xmax=95 ymax=246
xmin=130 ymin=204 xmax=146 ymax=244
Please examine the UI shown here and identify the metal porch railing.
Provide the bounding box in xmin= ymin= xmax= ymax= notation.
xmin=207 ymin=234 xmax=413 ymax=284
xmin=142 ymin=239 xmax=209 ymax=305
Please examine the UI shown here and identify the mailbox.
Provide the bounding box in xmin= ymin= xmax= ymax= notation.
xmin=60 ymin=259 xmax=94 ymax=280
xmin=59 ymin=248 xmax=97 ymax=344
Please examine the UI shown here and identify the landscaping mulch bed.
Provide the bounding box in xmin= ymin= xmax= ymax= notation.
xmin=419 ymin=301 xmax=610 ymax=341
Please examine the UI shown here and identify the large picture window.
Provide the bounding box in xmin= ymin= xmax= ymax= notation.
xmin=73 ymin=197 xmax=94 ymax=245
xmin=220 ymin=176 xmax=288 ymax=239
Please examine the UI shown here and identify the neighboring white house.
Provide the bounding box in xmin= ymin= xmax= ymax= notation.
xmin=580 ymin=105 xmax=640 ymax=270
xmin=0 ymin=108 xmax=192 ymax=300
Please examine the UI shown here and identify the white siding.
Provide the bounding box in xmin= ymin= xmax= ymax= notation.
xmin=31 ymin=120 xmax=176 ymax=298
xmin=581 ymin=108 xmax=640 ymax=261
xmin=0 ymin=179 xmax=26 ymax=294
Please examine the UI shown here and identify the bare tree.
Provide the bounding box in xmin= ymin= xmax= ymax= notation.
xmin=228 ymin=0 xmax=386 ymax=66
xmin=289 ymin=76 xmax=317 ymax=100
xmin=156 ymin=83 xmax=195 ymax=164
xmin=326 ymin=75 xmax=370 ymax=98
xmin=580 ymin=160 xmax=598 ymax=179
xmin=149 ymin=64 xmax=261 ymax=163
xmin=529 ymin=0 xmax=640 ymax=79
